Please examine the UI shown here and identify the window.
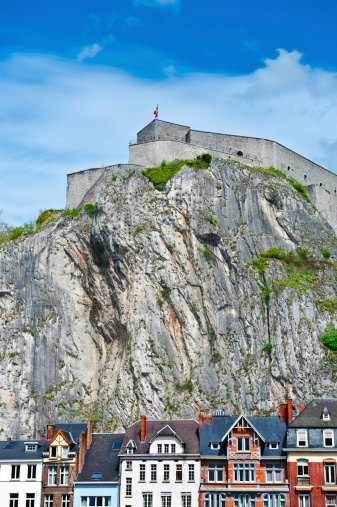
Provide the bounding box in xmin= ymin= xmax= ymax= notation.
xmin=204 ymin=493 xmax=226 ymax=507
xmin=92 ymin=473 xmax=102 ymax=479
xmin=171 ymin=444 xmax=176 ymax=453
xmin=26 ymin=493 xmax=35 ymax=507
xmin=211 ymin=442 xmax=220 ymax=450
xmin=126 ymin=477 xmax=132 ymax=496
xmin=143 ymin=494 xmax=153 ymax=507
xmin=188 ymin=464 xmax=195 ymax=481
xmin=26 ymin=444 xmax=37 ymax=452
xmin=208 ymin=463 xmax=224 ymax=483
xmin=151 ymin=464 xmax=157 ymax=481
xmin=181 ymin=494 xmax=191 ymax=507
xmin=233 ymin=463 xmax=255 ymax=482
xmin=60 ymin=466 xmax=69 ymax=485
xmin=11 ymin=465 xmax=20 ymax=479
xmin=297 ymin=460 xmax=309 ymax=476
xmin=80 ymin=498 xmax=111 ymax=506
xmin=126 ymin=448 xmax=134 ymax=454
xmin=126 ymin=461 xmax=132 ymax=470
xmin=27 ymin=464 xmax=37 ymax=479
xmin=233 ymin=494 xmax=256 ymax=507
xmin=176 ymin=464 xmax=182 ymax=481
xmin=164 ymin=444 xmax=169 ymax=453
xmin=265 ymin=464 xmax=283 ymax=483
xmin=323 ymin=412 xmax=331 ymax=421
xmin=50 ymin=446 xmax=57 ymax=458
xmin=48 ymin=466 xmax=57 ymax=485
xmin=326 ymin=494 xmax=336 ymax=506
xmin=237 ymin=437 xmax=250 ymax=452
xmin=324 ymin=431 xmax=334 ymax=447
xmin=263 ymin=494 xmax=286 ymax=507
xmin=297 ymin=431 xmax=308 ymax=447
xmin=298 ymin=494 xmax=310 ymax=507
xmin=157 ymin=444 xmax=162 ymax=453
xmin=62 ymin=446 xmax=69 ymax=458
xmin=325 ymin=464 xmax=336 ymax=484
xmin=164 ymin=464 xmax=170 ymax=481
xmin=140 ymin=464 xmax=145 ymax=481
xmin=44 ymin=495 xmax=53 ymax=507
xmin=268 ymin=442 xmax=279 ymax=449
xmin=61 ymin=495 xmax=70 ymax=507
xmin=161 ymin=494 xmax=171 ymax=507
xmin=9 ymin=494 xmax=19 ymax=507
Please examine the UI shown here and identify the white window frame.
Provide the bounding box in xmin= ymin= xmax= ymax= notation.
xmin=50 ymin=446 xmax=57 ymax=458
xmin=176 ymin=464 xmax=182 ymax=481
xmin=164 ymin=444 xmax=169 ymax=453
xmin=208 ymin=463 xmax=224 ymax=483
xmin=26 ymin=493 xmax=35 ymax=507
xmin=80 ymin=498 xmax=111 ymax=507
xmin=151 ymin=464 xmax=157 ymax=481
xmin=188 ymin=464 xmax=195 ymax=481
xmin=268 ymin=442 xmax=279 ymax=449
xmin=324 ymin=463 xmax=336 ymax=484
xmin=237 ymin=437 xmax=250 ymax=452
xmin=61 ymin=495 xmax=70 ymax=507
xmin=60 ymin=466 xmax=69 ymax=485
xmin=323 ymin=412 xmax=330 ymax=421
xmin=204 ymin=493 xmax=226 ymax=507
xmin=297 ymin=459 xmax=309 ymax=476
xmin=262 ymin=493 xmax=286 ymax=507
xmin=27 ymin=464 xmax=37 ymax=480
xmin=324 ymin=430 xmax=334 ymax=447
xmin=297 ymin=431 xmax=308 ymax=447
xmin=139 ymin=464 xmax=145 ymax=481
xmin=298 ymin=494 xmax=310 ymax=507
xmin=211 ymin=442 xmax=221 ymax=450
xmin=9 ymin=494 xmax=19 ymax=507
xmin=157 ymin=444 xmax=162 ymax=453
xmin=161 ymin=493 xmax=171 ymax=507
xmin=233 ymin=494 xmax=256 ymax=507
xmin=11 ymin=465 xmax=20 ymax=480
xmin=126 ymin=477 xmax=132 ymax=496
xmin=48 ymin=466 xmax=57 ymax=485
xmin=26 ymin=444 xmax=38 ymax=452
xmin=126 ymin=461 xmax=132 ymax=470
xmin=233 ymin=463 xmax=255 ymax=483
xmin=265 ymin=464 xmax=283 ymax=483
xmin=163 ymin=464 xmax=170 ymax=481
xmin=171 ymin=444 xmax=176 ymax=453
xmin=181 ymin=494 xmax=191 ymax=507
xmin=143 ymin=494 xmax=153 ymax=507
xmin=44 ymin=495 xmax=53 ymax=507
xmin=62 ymin=446 xmax=69 ymax=458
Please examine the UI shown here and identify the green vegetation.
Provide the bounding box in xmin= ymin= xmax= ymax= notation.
xmin=321 ymin=248 xmax=331 ymax=259
xmin=203 ymin=248 xmax=212 ymax=261
xmin=61 ymin=206 xmax=82 ymax=217
xmin=210 ymin=352 xmax=222 ymax=364
xmin=133 ymin=226 xmax=143 ymax=237
xmin=36 ymin=209 xmax=57 ymax=227
xmin=84 ymin=203 xmax=95 ymax=219
xmin=142 ymin=154 xmax=212 ymax=190
xmin=176 ymin=379 xmax=193 ymax=393
xmin=110 ymin=175 xmax=118 ymax=183
xmin=250 ymin=166 xmax=310 ymax=201
xmin=321 ymin=322 xmax=337 ymax=351
xmin=264 ymin=343 xmax=274 ymax=353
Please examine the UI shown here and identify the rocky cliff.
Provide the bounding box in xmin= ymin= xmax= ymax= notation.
xmin=1 ymin=159 xmax=337 ymax=438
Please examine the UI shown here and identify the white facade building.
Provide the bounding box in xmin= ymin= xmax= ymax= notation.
xmin=120 ymin=417 xmax=200 ymax=507
xmin=0 ymin=439 xmax=48 ymax=507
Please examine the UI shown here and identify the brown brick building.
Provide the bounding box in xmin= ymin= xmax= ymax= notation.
xmin=41 ymin=419 xmax=92 ymax=507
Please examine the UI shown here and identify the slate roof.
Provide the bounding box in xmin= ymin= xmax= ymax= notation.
xmin=0 ymin=440 xmax=49 ymax=460
xmin=53 ymin=423 xmax=88 ymax=453
xmin=76 ymin=433 xmax=124 ymax=483
xmin=121 ymin=419 xmax=199 ymax=454
xmin=289 ymin=399 xmax=337 ymax=428
xmin=199 ymin=415 xmax=287 ymax=457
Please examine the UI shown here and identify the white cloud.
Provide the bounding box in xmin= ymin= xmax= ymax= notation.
xmin=78 ymin=43 xmax=103 ymax=61
xmin=0 ymin=49 xmax=337 ymax=225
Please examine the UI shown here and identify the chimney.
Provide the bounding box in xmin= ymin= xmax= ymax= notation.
xmin=77 ymin=432 xmax=86 ymax=474
xmin=280 ymin=403 xmax=287 ymax=422
xmin=47 ymin=422 xmax=56 ymax=440
xmin=141 ymin=415 xmax=146 ymax=442
xmin=7 ymin=437 xmax=11 ymax=441
xmin=87 ymin=418 xmax=92 ymax=447
xmin=198 ymin=414 xmax=203 ymax=438
xmin=287 ymin=398 xmax=293 ymax=424
xmin=299 ymin=405 xmax=305 ymax=413
xmin=40 ymin=435 xmax=46 ymax=440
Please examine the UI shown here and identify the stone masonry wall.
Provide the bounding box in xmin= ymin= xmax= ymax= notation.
xmin=137 ymin=119 xmax=190 ymax=143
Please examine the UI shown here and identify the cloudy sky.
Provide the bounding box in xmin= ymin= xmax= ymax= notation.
xmin=1 ymin=0 xmax=337 ymax=225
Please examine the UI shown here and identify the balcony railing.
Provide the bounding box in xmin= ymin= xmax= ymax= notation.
xmin=296 ymin=476 xmax=311 ymax=486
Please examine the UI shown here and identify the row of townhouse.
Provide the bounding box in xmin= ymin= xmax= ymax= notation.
xmin=2 ymin=399 xmax=337 ymax=507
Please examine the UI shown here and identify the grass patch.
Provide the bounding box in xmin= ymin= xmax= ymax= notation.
xmin=142 ymin=154 xmax=212 ymax=190
xmin=250 ymin=165 xmax=310 ymax=201
xmin=84 ymin=203 xmax=95 ymax=219
xmin=321 ymin=248 xmax=331 ymax=259
xmin=321 ymin=322 xmax=337 ymax=351
xmin=36 ymin=209 xmax=57 ymax=227
xmin=61 ymin=206 xmax=82 ymax=217
xmin=264 ymin=343 xmax=274 ymax=353
xmin=210 ymin=352 xmax=222 ymax=364
xmin=176 ymin=379 xmax=193 ymax=393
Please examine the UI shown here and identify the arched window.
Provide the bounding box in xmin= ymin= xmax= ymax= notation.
xmin=204 ymin=493 xmax=226 ymax=507
xmin=262 ymin=493 xmax=286 ymax=507
xmin=233 ymin=494 xmax=256 ymax=507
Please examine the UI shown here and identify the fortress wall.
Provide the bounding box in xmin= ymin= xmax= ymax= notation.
xmin=128 ymin=140 xmax=260 ymax=168
xmin=305 ymin=184 xmax=337 ymax=235
xmin=67 ymin=164 xmax=142 ymax=209
xmin=66 ymin=167 xmax=105 ymax=209
xmin=137 ymin=120 xmax=190 ymax=143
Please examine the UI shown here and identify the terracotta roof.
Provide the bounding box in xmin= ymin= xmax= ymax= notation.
xmin=121 ymin=419 xmax=199 ymax=454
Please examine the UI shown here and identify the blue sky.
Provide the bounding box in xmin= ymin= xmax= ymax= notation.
xmin=1 ymin=0 xmax=337 ymax=225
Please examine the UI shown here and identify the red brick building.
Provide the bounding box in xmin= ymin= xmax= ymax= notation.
xmin=285 ymin=399 xmax=337 ymax=507
xmin=41 ymin=419 xmax=92 ymax=507
xmin=199 ymin=404 xmax=292 ymax=507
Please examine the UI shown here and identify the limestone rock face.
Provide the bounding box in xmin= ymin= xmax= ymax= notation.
xmin=1 ymin=160 xmax=337 ymax=438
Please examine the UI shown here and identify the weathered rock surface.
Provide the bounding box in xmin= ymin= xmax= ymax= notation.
xmin=1 ymin=159 xmax=337 ymax=438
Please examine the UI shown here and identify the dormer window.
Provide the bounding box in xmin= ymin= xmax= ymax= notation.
xmin=323 ymin=408 xmax=331 ymax=421
xmin=297 ymin=431 xmax=308 ymax=447
xmin=62 ymin=446 xmax=69 ymax=458
xmin=50 ymin=446 xmax=57 ymax=458
xmin=126 ymin=448 xmax=134 ymax=454
xmin=268 ymin=442 xmax=279 ymax=449
xmin=126 ymin=439 xmax=136 ymax=454
xmin=25 ymin=444 xmax=37 ymax=452
xmin=211 ymin=442 xmax=220 ymax=450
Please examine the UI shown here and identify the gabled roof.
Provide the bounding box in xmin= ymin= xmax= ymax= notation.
xmin=148 ymin=425 xmax=185 ymax=445
xmin=75 ymin=433 xmax=124 ymax=483
xmin=49 ymin=429 xmax=73 ymax=446
xmin=221 ymin=415 xmax=266 ymax=443
xmin=121 ymin=419 xmax=199 ymax=455
xmin=290 ymin=399 xmax=337 ymax=428
xmin=126 ymin=439 xmax=137 ymax=449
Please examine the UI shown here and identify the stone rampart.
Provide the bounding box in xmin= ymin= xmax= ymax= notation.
xmin=305 ymin=184 xmax=337 ymax=235
xmin=66 ymin=164 xmax=142 ymax=209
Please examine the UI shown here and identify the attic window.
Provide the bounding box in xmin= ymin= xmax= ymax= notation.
xmin=113 ymin=442 xmax=122 ymax=449
xmin=25 ymin=444 xmax=37 ymax=452
xmin=323 ymin=410 xmax=331 ymax=421
xmin=268 ymin=442 xmax=279 ymax=449
xmin=50 ymin=446 xmax=57 ymax=458
xmin=211 ymin=442 xmax=220 ymax=450
xmin=92 ymin=473 xmax=102 ymax=479
xmin=126 ymin=448 xmax=134 ymax=454
xmin=4 ymin=441 xmax=17 ymax=449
